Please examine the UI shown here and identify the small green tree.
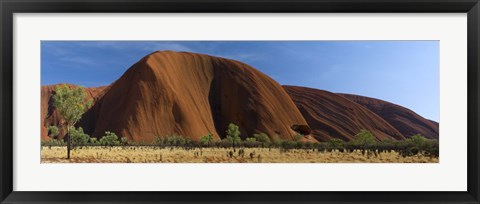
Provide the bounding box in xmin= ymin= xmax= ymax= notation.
xmin=69 ymin=127 xmax=90 ymax=148
xmin=200 ymin=133 xmax=215 ymax=147
xmin=165 ymin=134 xmax=187 ymax=146
xmin=423 ymin=139 xmax=439 ymax=157
xmin=226 ymin=123 xmax=241 ymax=150
xmin=253 ymin=132 xmax=271 ymax=147
xmin=99 ymin=131 xmax=120 ymax=146
xmin=352 ymin=129 xmax=376 ymax=149
xmin=409 ymin=134 xmax=427 ymax=147
xmin=48 ymin=126 xmax=60 ymax=139
xmin=327 ymin=138 xmax=345 ymax=151
xmin=52 ymin=84 xmax=92 ymax=159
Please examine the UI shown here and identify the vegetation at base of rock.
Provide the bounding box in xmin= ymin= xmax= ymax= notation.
xmin=225 ymin=123 xmax=242 ymax=149
xmin=199 ymin=133 xmax=215 ymax=147
xmin=41 ymin=126 xmax=438 ymax=159
xmin=153 ymin=134 xmax=192 ymax=147
xmin=69 ymin=127 xmax=90 ymax=148
xmin=52 ymin=84 xmax=92 ymax=159
xmin=41 ymin=139 xmax=66 ymax=147
xmin=41 ymin=146 xmax=438 ymax=163
xmin=48 ymin=126 xmax=59 ymax=139
xmin=253 ymin=132 xmax=271 ymax=147
xmin=99 ymin=131 xmax=120 ymax=146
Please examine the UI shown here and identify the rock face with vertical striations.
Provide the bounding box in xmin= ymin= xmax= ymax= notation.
xmin=283 ymin=86 xmax=406 ymax=142
xmin=65 ymin=51 xmax=313 ymax=142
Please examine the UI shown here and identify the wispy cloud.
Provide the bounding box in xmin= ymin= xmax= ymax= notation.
xmin=145 ymin=42 xmax=196 ymax=52
xmin=71 ymin=41 xmax=197 ymax=53
xmin=213 ymin=52 xmax=260 ymax=62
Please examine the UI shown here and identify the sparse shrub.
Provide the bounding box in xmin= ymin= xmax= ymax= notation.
xmin=153 ymin=134 xmax=191 ymax=147
xmin=121 ymin=137 xmax=128 ymax=146
xmin=351 ymin=129 xmax=376 ymax=150
xmin=397 ymin=134 xmax=431 ymax=157
xmin=69 ymin=127 xmax=90 ymax=148
xmin=294 ymin=141 xmax=305 ymax=149
xmin=226 ymin=123 xmax=242 ymax=149
xmin=423 ymin=139 xmax=439 ymax=157
xmin=253 ymin=132 xmax=271 ymax=147
xmin=99 ymin=131 xmax=120 ymax=146
xmin=89 ymin=138 xmax=98 ymax=145
xmin=281 ymin=140 xmax=296 ymax=151
xmin=153 ymin=136 xmax=164 ymax=146
xmin=316 ymin=142 xmax=327 ymax=152
xmin=245 ymin=137 xmax=256 ymax=143
xmin=409 ymin=134 xmax=427 ymax=147
xmin=377 ymin=138 xmax=395 ymax=152
xmin=272 ymin=139 xmax=283 ymax=148
xmin=243 ymin=137 xmax=259 ymax=148
xmin=200 ymin=133 xmax=215 ymax=147
xmin=327 ymin=138 xmax=345 ymax=151
xmin=41 ymin=139 xmax=66 ymax=146
xmin=48 ymin=126 xmax=60 ymax=139
xmin=220 ymin=138 xmax=233 ymax=148
xmin=304 ymin=142 xmax=313 ymax=149
xmin=166 ymin=134 xmax=187 ymax=146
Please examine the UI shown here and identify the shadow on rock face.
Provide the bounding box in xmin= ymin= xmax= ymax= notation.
xmin=291 ymin=124 xmax=311 ymax=135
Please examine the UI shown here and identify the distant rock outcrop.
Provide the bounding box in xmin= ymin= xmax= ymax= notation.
xmin=340 ymin=94 xmax=439 ymax=139
xmin=283 ymin=86 xmax=406 ymax=142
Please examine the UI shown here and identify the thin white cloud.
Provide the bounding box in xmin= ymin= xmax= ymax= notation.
xmin=146 ymin=42 xmax=196 ymax=52
xmin=74 ymin=41 xmax=197 ymax=53
xmin=214 ymin=52 xmax=258 ymax=62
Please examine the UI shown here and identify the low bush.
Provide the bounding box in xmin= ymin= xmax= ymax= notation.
xmin=99 ymin=131 xmax=120 ymax=146
xmin=40 ymin=126 xmax=438 ymax=158
xmin=327 ymin=138 xmax=345 ymax=151
xmin=253 ymin=133 xmax=271 ymax=147
xmin=199 ymin=133 xmax=215 ymax=147
xmin=69 ymin=127 xmax=90 ymax=148
xmin=48 ymin=126 xmax=60 ymax=139
xmin=42 ymin=139 xmax=66 ymax=146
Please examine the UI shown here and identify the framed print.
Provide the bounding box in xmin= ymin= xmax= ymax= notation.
xmin=1 ymin=0 xmax=479 ymax=203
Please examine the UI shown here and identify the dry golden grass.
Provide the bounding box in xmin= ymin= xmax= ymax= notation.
xmin=41 ymin=146 xmax=438 ymax=163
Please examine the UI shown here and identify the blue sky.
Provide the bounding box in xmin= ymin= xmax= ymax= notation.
xmin=41 ymin=41 xmax=439 ymax=122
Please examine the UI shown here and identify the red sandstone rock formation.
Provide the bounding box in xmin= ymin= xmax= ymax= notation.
xmin=42 ymin=51 xmax=313 ymax=142
xmin=283 ymin=86 xmax=406 ymax=142
xmin=340 ymin=94 xmax=439 ymax=139
xmin=41 ymin=51 xmax=438 ymax=143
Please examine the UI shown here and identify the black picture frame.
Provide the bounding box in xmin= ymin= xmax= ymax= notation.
xmin=1 ymin=0 xmax=479 ymax=203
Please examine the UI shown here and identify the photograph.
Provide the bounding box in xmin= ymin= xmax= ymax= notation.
xmin=40 ymin=41 xmax=440 ymax=163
